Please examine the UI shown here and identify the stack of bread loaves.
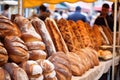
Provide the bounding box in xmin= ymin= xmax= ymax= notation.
xmin=14 ymin=15 xmax=47 ymax=60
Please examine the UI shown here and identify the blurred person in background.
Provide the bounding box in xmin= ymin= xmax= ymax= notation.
xmin=67 ymin=6 xmax=87 ymax=22
xmin=94 ymin=3 xmax=112 ymax=31
xmin=109 ymin=2 xmax=120 ymax=32
xmin=38 ymin=4 xmax=50 ymax=21
xmin=1 ymin=4 xmax=10 ymax=18
xmin=52 ymin=10 xmax=62 ymax=20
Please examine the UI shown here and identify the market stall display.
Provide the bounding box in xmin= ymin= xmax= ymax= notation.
xmin=0 ymin=0 xmax=119 ymax=79
xmin=0 ymin=13 xmax=119 ymax=80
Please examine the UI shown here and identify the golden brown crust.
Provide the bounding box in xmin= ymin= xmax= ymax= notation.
xmin=45 ymin=18 xmax=69 ymax=53
xmin=4 ymin=36 xmax=29 ymax=63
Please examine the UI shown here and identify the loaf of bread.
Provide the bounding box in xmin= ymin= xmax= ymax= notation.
xmin=20 ymin=60 xmax=43 ymax=80
xmin=45 ymin=18 xmax=69 ymax=53
xmin=21 ymin=33 xmax=47 ymax=60
xmin=92 ymin=25 xmax=103 ymax=48
xmin=37 ymin=59 xmax=57 ymax=80
xmin=4 ymin=36 xmax=29 ymax=63
xmin=98 ymin=26 xmax=110 ymax=44
xmin=0 ymin=67 xmax=11 ymax=80
xmin=74 ymin=51 xmax=91 ymax=71
xmin=29 ymin=50 xmax=47 ymax=60
xmin=48 ymin=52 xmax=72 ymax=80
xmin=13 ymin=15 xmax=41 ymax=40
xmin=85 ymin=23 xmax=98 ymax=49
xmin=0 ymin=42 xmax=8 ymax=66
xmin=4 ymin=62 xmax=29 ymax=80
xmin=57 ymin=19 xmax=80 ymax=52
xmin=30 ymin=17 xmax=56 ymax=57
xmin=66 ymin=52 xmax=86 ymax=76
xmin=68 ymin=20 xmax=82 ymax=49
xmin=102 ymin=26 xmax=113 ymax=45
xmin=14 ymin=15 xmax=47 ymax=60
xmin=0 ymin=15 xmax=21 ymax=38
xmin=76 ymin=20 xmax=93 ymax=48
xmin=84 ymin=47 xmax=99 ymax=66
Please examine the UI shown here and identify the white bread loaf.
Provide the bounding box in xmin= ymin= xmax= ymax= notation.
xmin=4 ymin=63 xmax=29 ymax=80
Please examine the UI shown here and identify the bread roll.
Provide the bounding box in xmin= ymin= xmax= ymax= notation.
xmin=0 ymin=67 xmax=11 ymax=80
xmin=0 ymin=15 xmax=21 ymax=38
xmin=0 ymin=42 xmax=8 ymax=66
xmin=21 ymin=33 xmax=42 ymax=42
xmin=30 ymin=17 xmax=56 ymax=56
xmin=25 ymin=41 xmax=45 ymax=50
xmin=4 ymin=36 xmax=29 ymax=63
xmin=14 ymin=15 xmax=41 ymax=40
xmin=20 ymin=60 xmax=43 ymax=80
xmin=4 ymin=62 xmax=29 ymax=80
xmin=29 ymin=50 xmax=47 ymax=60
